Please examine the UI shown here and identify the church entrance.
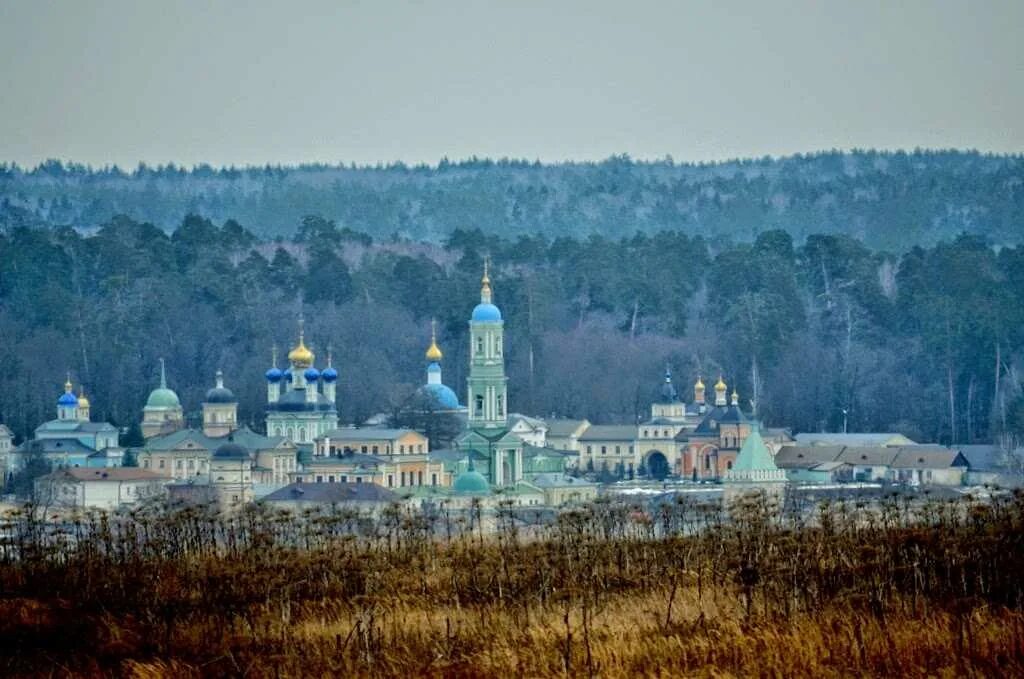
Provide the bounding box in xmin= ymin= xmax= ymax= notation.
xmin=646 ymin=451 xmax=670 ymax=480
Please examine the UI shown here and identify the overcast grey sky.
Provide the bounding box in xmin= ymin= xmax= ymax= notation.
xmin=1 ymin=0 xmax=1022 ymax=168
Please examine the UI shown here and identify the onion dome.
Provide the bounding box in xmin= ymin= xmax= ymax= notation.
xmin=147 ymin=360 xmax=181 ymax=408
xmin=471 ymin=258 xmax=502 ymax=322
xmin=288 ymin=318 xmax=314 ymax=368
xmin=266 ymin=345 xmax=283 ymax=382
xmin=205 ymin=370 xmax=236 ymax=403
xmin=212 ymin=441 xmax=249 ymax=460
xmin=694 ymin=376 xmax=705 ymax=390
xmin=58 ymin=377 xmax=78 ymax=406
xmin=425 ymin=318 xmax=444 ymax=361
xmin=661 ymin=366 xmax=678 ymax=402
xmin=715 ymin=376 xmax=727 ymax=392
xmin=76 ymin=388 xmax=91 ymax=410
xmin=321 ymin=366 xmax=338 ymax=382
xmin=304 ymin=367 xmax=320 ymax=382
xmin=731 ymin=388 xmax=739 ymax=406
xmin=284 ymin=369 xmax=293 ymax=382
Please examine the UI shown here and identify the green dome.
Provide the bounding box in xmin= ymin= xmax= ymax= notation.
xmin=453 ymin=469 xmax=491 ymax=495
xmin=146 ymin=387 xmax=181 ymax=409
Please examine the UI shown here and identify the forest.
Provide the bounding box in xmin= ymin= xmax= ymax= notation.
xmin=1 ymin=149 xmax=1022 ymax=251
xmin=0 ymin=211 xmax=1022 ymax=448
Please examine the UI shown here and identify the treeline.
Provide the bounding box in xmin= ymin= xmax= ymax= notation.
xmin=0 ymin=214 xmax=1022 ymax=446
xmin=2 ymin=149 xmax=1022 ymax=250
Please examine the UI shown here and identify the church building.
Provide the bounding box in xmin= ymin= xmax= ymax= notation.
xmin=265 ymin=321 xmax=339 ymax=444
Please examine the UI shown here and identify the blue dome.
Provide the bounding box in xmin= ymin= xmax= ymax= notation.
xmin=321 ymin=366 xmax=338 ymax=382
xmin=422 ymin=383 xmax=460 ymax=410
xmin=471 ymin=303 xmax=502 ymax=322
xmin=453 ymin=469 xmax=491 ymax=495
xmin=57 ymin=392 xmax=78 ymax=406
xmin=284 ymin=369 xmax=293 ymax=382
xmin=304 ymin=367 xmax=320 ymax=382
xmin=265 ymin=367 xmax=283 ymax=383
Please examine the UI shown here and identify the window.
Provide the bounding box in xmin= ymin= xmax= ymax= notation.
xmin=601 ymin=446 xmax=606 ymax=455
xmin=418 ymin=445 xmax=424 ymax=453
xmin=644 ymin=430 xmax=649 ymax=437
xmin=341 ymin=475 xmax=348 ymax=483
xmin=586 ymin=446 xmax=592 ymax=454
xmin=399 ymin=445 xmax=405 ymax=454
xmin=629 ymin=446 xmax=634 ymax=454
xmin=476 ymin=337 xmax=484 ymax=354
xmin=418 ymin=471 xmax=423 ymax=486
xmin=400 ymin=471 xmax=406 ymax=486
xmin=495 ymin=337 xmax=502 ymax=355
xmin=143 ymin=460 xmax=150 ymax=469
xmin=328 ymin=475 xmax=335 ymax=483
xmin=316 ymin=475 xmax=324 ymax=482
xmin=497 ymin=395 xmax=504 ymax=417
xmin=614 ymin=446 xmax=620 ymax=455
xmin=431 ymin=473 xmax=437 ymax=486
xmin=356 ymin=477 xmax=362 ymax=483
xmin=475 ymin=394 xmax=484 ymax=415
xmin=361 ymin=445 xmax=368 ymax=453
xmin=704 ymin=457 xmax=710 ymax=470
xmin=175 ymin=460 xmax=183 ymax=470
xmin=387 ymin=475 xmax=394 ymax=487
xmin=727 ymin=461 xmax=733 ymax=470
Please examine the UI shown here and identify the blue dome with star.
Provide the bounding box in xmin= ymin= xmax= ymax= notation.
xmin=57 ymin=392 xmax=78 ymax=406
xmin=265 ymin=367 xmax=283 ymax=382
xmin=304 ymin=367 xmax=320 ymax=382
xmin=321 ymin=366 xmax=338 ymax=382
xmin=471 ymin=303 xmax=502 ymax=322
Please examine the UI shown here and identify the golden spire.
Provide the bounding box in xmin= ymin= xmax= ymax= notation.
xmin=64 ymin=372 xmax=73 ymax=393
xmin=426 ymin=318 xmax=443 ymax=362
xmin=288 ymin=315 xmax=315 ymax=367
xmin=695 ymin=375 xmax=705 ymax=389
xmin=731 ymin=387 xmax=739 ymax=406
xmin=481 ymin=256 xmax=492 ymax=304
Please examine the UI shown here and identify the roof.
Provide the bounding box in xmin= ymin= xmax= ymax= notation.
xmin=0 ymin=424 xmax=14 ymax=438
xmin=35 ymin=420 xmax=118 ymax=435
xmin=837 ymin=446 xmax=900 ymax=466
xmin=579 ymin=425 xmax=636 ymax=442
xmin=774 ymin=445 xmax=845 ymax=469
xmin=890 ymin=446 xmax=969 ymax=470
xmin=528 ymin=473 xmax=596 ymax=489
xmin=958 ymin=444 xmax=1024 ymax=472
xmin=692 ymin=406 xmax=746 ymax=435
xmin=143 ymin=427 xmax=288 ymax=454
xmin=523 ymin=445 xmax=576 ymax=459
xmin=428 ymin=449 xmax=488 ymax=464
xmin=266 ymin=388 xmax=335 ymax=413
xmin=19 ymin=438 xmax=96 ymax=456
xmin=43 ymin=468 xmax=169 ymax=482
xmin=509 ymin=413 xmax=547 ymax=431
xmin=810 ymin=461 xmax=851 ymax=472
xmin=262 ymin=482 xmax=400 ymax=504
xmin=453 ymin=469 xmax=491 ymax=494
xmin=545 ymin=419 xmax=590 ymax=438
xmin=730 ymin=429 xmax=779 ymax=473
xmin=322 ymin=428 xmax=421 ymax=441
xmin=794 ymin=433 xmax=915 ymax=447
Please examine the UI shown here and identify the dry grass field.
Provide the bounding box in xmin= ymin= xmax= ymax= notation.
xmin=2 ymin=491 xmax=1023 ymax=677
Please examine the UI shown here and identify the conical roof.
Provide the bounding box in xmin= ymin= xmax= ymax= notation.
xmin=731 ymin=427 xmax=779 ymax=473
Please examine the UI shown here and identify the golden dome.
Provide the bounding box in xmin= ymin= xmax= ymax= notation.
xmin=77 ymin=387 xmax=90 ymax=409
xmin=426 ymin=319 xmax=443 ymax=361
xmin=715 ymin=375 xmax=727 ymax=391
xmin=694 ymin=375 xmax=705 ymax=389
xmin=288 ymin=318 xmax=315 ymax=367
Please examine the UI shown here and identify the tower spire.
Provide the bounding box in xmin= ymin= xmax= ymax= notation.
xmin=65 ymin=371 xmax=73 ymax=393
xmin=271 ymin=344 xmax=278 ymax=369
xmin=327 ymin=344 xmax=333 ymax=368
xmin=159 ymin=358 xmax=167 ymax=389
xmin=481 ymin=256 xmax=492 ymax=304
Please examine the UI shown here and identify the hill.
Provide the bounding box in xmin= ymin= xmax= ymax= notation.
xmin=2 ymin=149 xmax=1021 ymax=250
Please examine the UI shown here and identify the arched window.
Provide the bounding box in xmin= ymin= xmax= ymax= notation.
xmin=475 ymin=394 xmax=484 ymax=415
xmin=496 ymin=395 xmax=504 ymax=417
xmin=476 ymin=337 xmax=484 ymax=355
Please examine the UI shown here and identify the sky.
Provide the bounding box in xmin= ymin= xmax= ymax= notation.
xmin=1 ymin=0 xmax=1022 ymax=168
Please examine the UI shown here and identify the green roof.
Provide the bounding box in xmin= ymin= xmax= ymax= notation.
xmin=452 ymin=469 xmax=491 ymax=495
xmin=145 ymin=387 xmax=181 ymax=409
xmin=731 ymin=428 xmax=779 ymax=473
